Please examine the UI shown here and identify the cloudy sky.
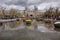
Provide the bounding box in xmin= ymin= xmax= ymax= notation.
xmin=0 ymin=0 xmax=60 ymax=11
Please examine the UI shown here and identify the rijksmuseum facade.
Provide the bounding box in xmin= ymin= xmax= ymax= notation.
xmin=23 ymin=6 xmax=43 ymax=19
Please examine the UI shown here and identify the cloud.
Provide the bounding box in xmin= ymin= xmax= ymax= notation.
xmin=4 ymin=0 xmax=60 ymax=6
xmin=0 ymin=0 xmax=60 ymax=11
xmin=5 ymin=0 xmax=28 ymax=6
xmin=0 ymin=0 xmax=59 ymax=6
xmin=38 ymin=2 xmax=60 ymax=11
xmin=6 ymin=5 xmax=25 ymax=10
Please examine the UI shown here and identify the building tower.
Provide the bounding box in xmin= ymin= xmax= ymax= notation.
xmin=34 ymin=5 xmax=38 ymax=16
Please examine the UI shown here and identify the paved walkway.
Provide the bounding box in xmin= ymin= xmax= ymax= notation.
xmin=0 ymin=29 xmax=60 ymax=40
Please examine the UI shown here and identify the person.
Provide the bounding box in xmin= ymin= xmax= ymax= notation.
xmin=22 ymin=15 xmax=25 ymax=22
xmin=30 ymin=14 xmax=34 ymax=20
xmin=32 ymin=19 xmax=38 ymax=30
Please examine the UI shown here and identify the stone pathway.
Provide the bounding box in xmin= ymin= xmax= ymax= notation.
xmin=0 ymin=29 xmax=60 ymax=40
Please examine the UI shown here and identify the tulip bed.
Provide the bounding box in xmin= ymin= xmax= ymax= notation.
xmin=54 ymin=22 xmax=60 ymax=28
xmin=36 ymin=18 xmax=43 ymax=21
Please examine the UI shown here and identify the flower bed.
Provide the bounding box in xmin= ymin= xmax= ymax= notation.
xmin=45 ymin=20 xmax=51 ymax=24
xmin=25 ymin=19 xmax=32 ymax=26
xmin=36 ymin=18 xmax=43 ymax=21
xmin=54 ymin=22 xmax=60 ymax=28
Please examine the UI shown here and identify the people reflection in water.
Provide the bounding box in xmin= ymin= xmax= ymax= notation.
xmin=33 ymin=19 xmax=38 ymax=30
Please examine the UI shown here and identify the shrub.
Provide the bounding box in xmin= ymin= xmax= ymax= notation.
xmin=36 ymin=18 xmax=43 ymax=21
xmin=45 ymin=20 xmax=51 ymax=24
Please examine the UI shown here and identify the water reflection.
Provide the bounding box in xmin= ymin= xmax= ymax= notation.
xmin=16 ymin=21 xmax=55 ymax=32
xmin=0 ymin=20 xmax=58 ymax=32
